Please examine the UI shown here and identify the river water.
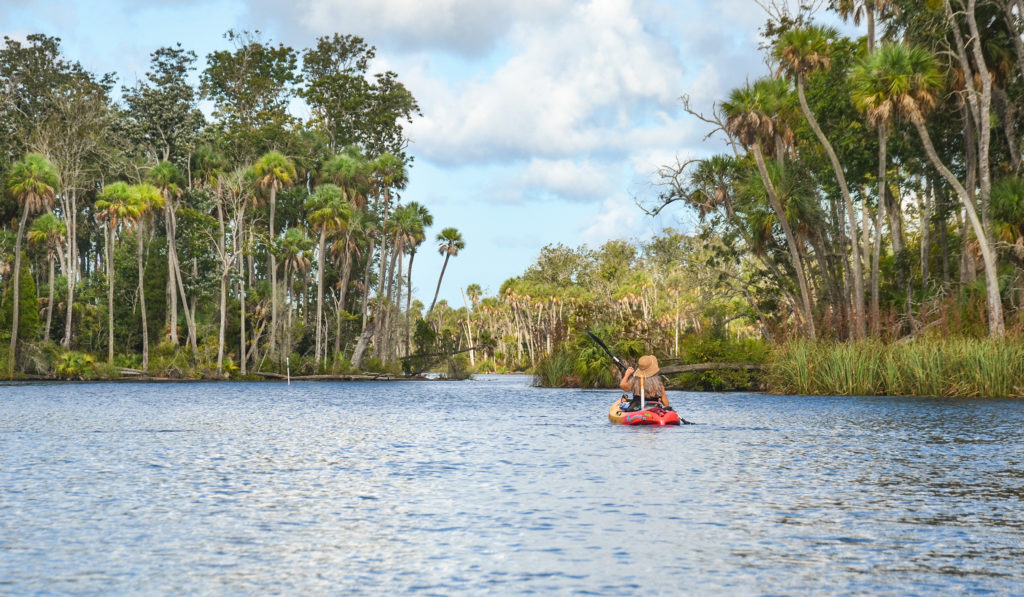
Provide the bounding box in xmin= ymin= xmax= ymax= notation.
xmin=1 ymin=375 xmax=1022 ymax=595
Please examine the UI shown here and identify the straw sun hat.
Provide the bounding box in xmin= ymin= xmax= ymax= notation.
xmin=635 ymin=355 xmax=659 ymax=377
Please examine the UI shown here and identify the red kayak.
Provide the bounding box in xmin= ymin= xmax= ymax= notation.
xmin=608 ymin=396 xmax=681 ymax=426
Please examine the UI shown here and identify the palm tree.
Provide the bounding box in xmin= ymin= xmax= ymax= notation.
xmin=368 ymin=153 xmax=408 ymax=336
xmin=322 ymin=147 xmax=371 ymax=327
xmin=463 ymin=282 xmax=482 ymax=366
xmin=95 ymin=181 xmax=144 ymax=364
xmin=329 ymin=207 xmax=368 ymax=356
xmin=6 ymin=153 xmax=59 ymax=375
xmin=149 ymin=161 xmax=186 ymax=346
xmin=252 ymin=151 xmax=297 ymax=362
xmin=322 ymin=147 xmax=370 ymax=208
xmin=429 ymin=227 xmax=465 ymax=315
xmin=722 ymin=80 xmax=816 ymax=339
xmin=776 ymin=25 xmax=865 ymax=339
xmin=831 ymin=0 xmax=896 ymax=51
xmin=130 ymin=183 xmax=165 ymax=370
xmin=854 ymin=43 xmax=1004 ymax=336
xmin=220 ymin=167 xmax=252 ymax=375
xmin=378 ymin=203 xmax=422 ymax=359
xmin=306 ymin=183 xmax=352 ymax=363
xmin=278 ymin=227 xmax=313 ymax=360
xmin=402 ymin=202 xmax=432 ymax=356
xmin=192 ymin=146 xmax=235 ymax=374
xmin=26 ymin=213 xmax=66 ymax=344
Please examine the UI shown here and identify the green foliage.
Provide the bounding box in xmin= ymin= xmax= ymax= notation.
xmin=1 ymin=255 xmax=41 ymax=342
xmin=446 ymin=354 xmax=470 ymax=380
xmin=770 ymin=339 xmax=1024 ymax=398
xmin=472 ymin=358 xmax=504 ymax=374
xmin=147 ymin=340 xmax=193 ymax=378
xmin=55 ymin=351 xmax=97 ymax=380
xmin=670 ymin=334 xmax=771 ymax=391
xmin=200 ymin=29 xmax=299 ymax=162
xmin=328 ymin=353 xmax=353 ymax=375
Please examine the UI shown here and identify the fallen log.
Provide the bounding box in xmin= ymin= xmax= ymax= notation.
xmin=251 ymin=371 xmax=425 ymax=381
xmin=660 ymin=362 xmax=766 ymax=375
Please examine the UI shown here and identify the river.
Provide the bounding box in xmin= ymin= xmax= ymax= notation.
xmin=2 ymin=375 xmax=1022 ymax=595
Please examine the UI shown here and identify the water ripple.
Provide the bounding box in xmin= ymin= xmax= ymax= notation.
xmin=2 ymin=377 xmax=1023 ymax=594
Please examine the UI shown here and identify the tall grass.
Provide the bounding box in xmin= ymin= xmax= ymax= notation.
xmin=769 ymin=338 xmax=1024 ymax=398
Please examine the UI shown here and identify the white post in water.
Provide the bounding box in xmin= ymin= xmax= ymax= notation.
xmin=286 ymin=357 xmax=290 ymax=386
xmin=640 ymin=375 xmax=645 ymax=410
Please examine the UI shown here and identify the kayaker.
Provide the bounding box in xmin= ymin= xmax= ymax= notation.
xmin=619 ymin=354 xmax=670 ymax=408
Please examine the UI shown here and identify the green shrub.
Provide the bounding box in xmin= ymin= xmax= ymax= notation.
xmin=445 ymin=354 xmax=470 ymax=380
xmin=669 ymin=333 xmax=769 ymax=391
xmin=329 ymin=353 xmax=353 ymax=375
xmin=93 ymin=361 xmax=122 ymax=380
xmin=55 ymin=351 xmax=97 ymax=380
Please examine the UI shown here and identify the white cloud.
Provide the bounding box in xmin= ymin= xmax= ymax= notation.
xmin=517 ymin=158 xmax=614 ymax=203
xmin=247 ymin=0 xmax=574 ymax=57
xmin=577 ymin=194 xmax=641 ymax=247
xmin=406 ymin=0 xmax=685 ymax=166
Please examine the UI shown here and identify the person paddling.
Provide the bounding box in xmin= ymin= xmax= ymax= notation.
xmin=619 ymin=354 xmax=670 ymax=409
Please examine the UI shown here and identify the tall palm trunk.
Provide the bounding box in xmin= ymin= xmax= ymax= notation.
xmin=44 ymin=253 xmax=55 ymax=342
xmin=170 ymin=239 xmax=198 ymax=353
xmin=872 ymin=127 xmax=887 ymax=335
xmin=61 ymin=191 xmax=77 ymax=349
xmin=374 ymin=189 xmax=393 ymax=338
xmin=334 ymin=232 xmax=354 ymax=357
xmin=911 ymin=118 xmax=1004 ymax=336
xmin=166 ymin=202 xmax=178 ymax=345
xmin=216 ymin=196 xmax=228 ymax=376
xmin=430 ymin=251 xmax=453 ymax=315
xmin=361 ymin=235 xmax=375 ymax=329
xmin=315 ymin=227 xmax=327 ymax=363
xmin=920 ymin=176 xmax=932 ymax=291
xmin=237 ymin=213 xmax=247 ymax=376
xmin=750 ymin=143 xmax=816 ymax=339
xmin=284 ymin=262 xmax=292 ymax=360
xmin=269 ymin=183 xmax=278 ymax=362
xmin=8 ymin=203 xmax=30 ymax=375
xmin=796 ymin=73 xmax=865 ymax=338
xmin=378 ymin=237 xmax=402 ymax=359
xmin=105 ymin=225 xmax=115 ymax=364
xmin=137 ymin=225 xmax=149 ymax=370
xmin=405 ymin=250 xmax=417 ymax=357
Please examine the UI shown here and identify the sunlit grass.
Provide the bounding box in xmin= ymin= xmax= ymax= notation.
xmin=769 ymin=338 xmax=1024 ymax=398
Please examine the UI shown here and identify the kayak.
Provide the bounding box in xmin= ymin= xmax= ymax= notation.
xmin=608 ymin=396 xmax=681 ymax=426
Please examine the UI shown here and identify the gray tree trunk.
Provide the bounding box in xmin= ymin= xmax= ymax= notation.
xmin=796 ymin=74 xmax=864 ymax=338
xmin=751 ymin=143 xmax=816 ymax=339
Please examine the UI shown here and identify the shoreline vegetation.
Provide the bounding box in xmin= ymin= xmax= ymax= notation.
xmin=6 ymin=6 xmax=1024 ymax=396
xmin=537 ymin=335 xmax=1024 ymax=399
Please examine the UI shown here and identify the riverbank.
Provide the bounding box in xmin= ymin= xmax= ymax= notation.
xmin=9 ymin=373 xmax=428 ymax=383
xmin=537 ymin=335 xmax=1024 ymax=398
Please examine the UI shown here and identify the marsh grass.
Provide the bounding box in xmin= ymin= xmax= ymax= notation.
xmin=770 ymin=338 xmax=1024 ymax=398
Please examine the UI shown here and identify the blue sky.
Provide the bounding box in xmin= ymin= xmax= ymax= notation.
xmin=2 ymin=0 xmax=848 ymax=307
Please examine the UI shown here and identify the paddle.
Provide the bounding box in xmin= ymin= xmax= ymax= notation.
xmin=585 ymin=330 xmax=628 ymax=374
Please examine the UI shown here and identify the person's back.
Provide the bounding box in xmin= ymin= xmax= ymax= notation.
xmin=618 ymin=354 xmax=670 ymax=408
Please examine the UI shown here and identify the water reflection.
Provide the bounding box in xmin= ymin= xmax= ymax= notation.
xmin=1 ymin=378 xmax=1023 ymax=594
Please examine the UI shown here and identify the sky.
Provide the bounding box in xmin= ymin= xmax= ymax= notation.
xmin=1 ymin=0 xmax=851 ymax=307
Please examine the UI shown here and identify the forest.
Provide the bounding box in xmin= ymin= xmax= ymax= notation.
xmin=3 ymin=2 xmax=1024 ymax=395
xmin=528 ymin=0 xmax=1024 ymax=395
